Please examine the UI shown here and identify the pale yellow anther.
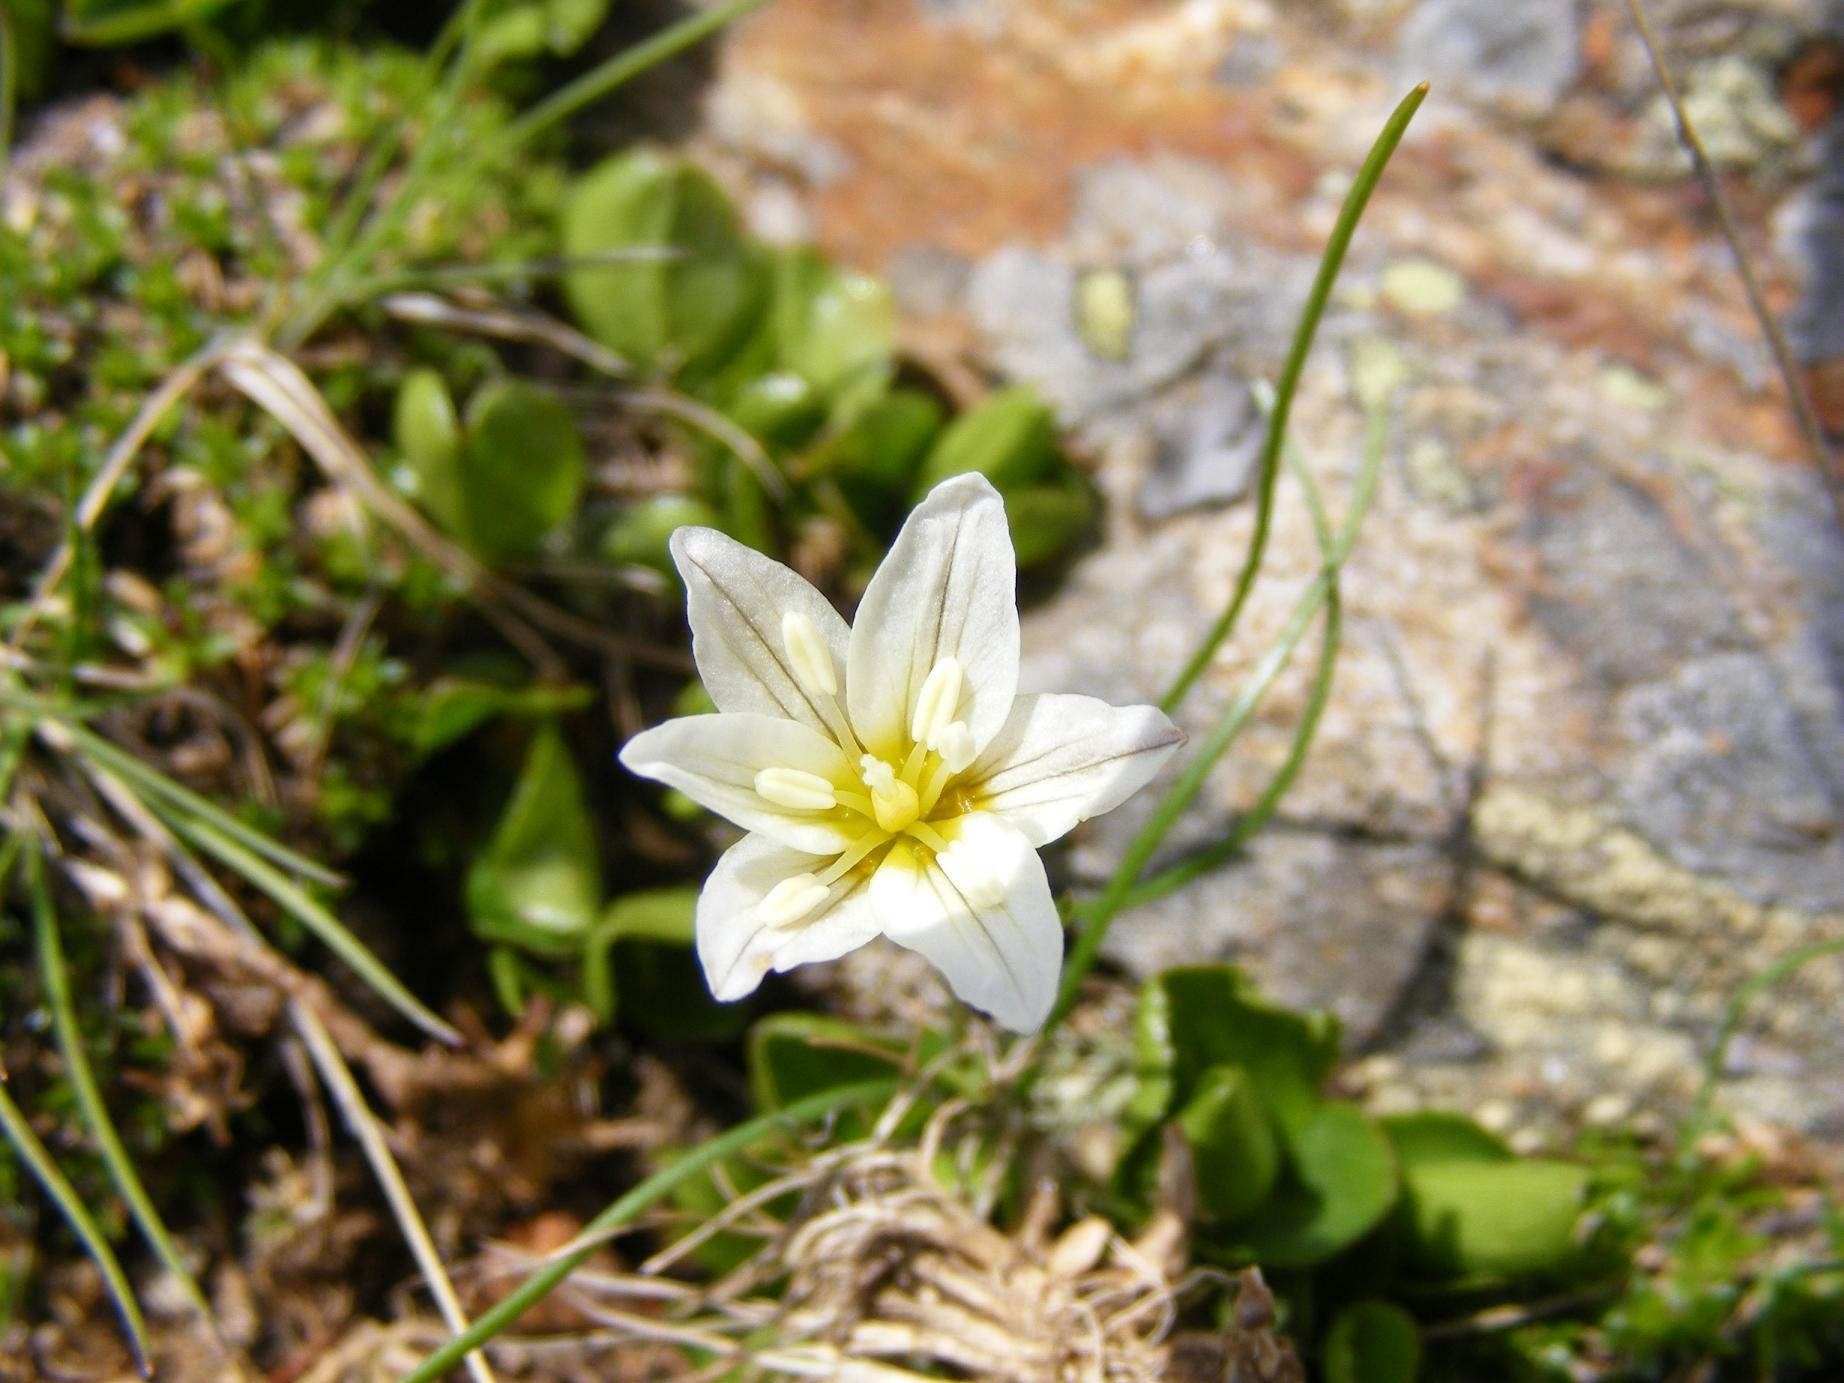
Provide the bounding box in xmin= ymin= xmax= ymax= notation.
xmin=860 ymin=754 xmax=921 ymax=833
xmin=934 ymin=721 xmax=976 ymax=774
xmin=754 ymin=767 xmax=838 ymax=811
xmin=759 ymin=874 xmax=828 ymax=927
xmin=910 ymin=657 xmax=964 ymax=748
xmin=782 ymin=611 xmax=837 ymax=696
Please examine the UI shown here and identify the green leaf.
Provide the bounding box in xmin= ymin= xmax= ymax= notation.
xmin=393 ymin=368 xmax=465 ymax=534
xmin=412 ymin=676 xmax=592 ymax=757
xmin=768 ymin=247 xmax=894 ymax=407
xmin=747 ymin=1012 xmax=907 ymax=1113
xmin=466 ymin=722 xmax=603 ymax=943
xmin=1324 ymin=1300 xmax=1421 ymax=1383
xmin=831 ymin=388 xmax=943 ymax=488
xmin=913 ymin=385 xmax=1058 ymax=495
xmin=1382 ymin=1111 xmax=1515 ymax=1167
xmin=1005 ymin=475 xmax=1096 ymax=568
xmin=1234 ymin=1103 xmax=1397 ymax=1267
xmin=582 ymin=881 xmax=697 ymax=1025
xmin=1136 ymin=966 xmax=1341 ymax=1139
xmin=456 ymin=381 xmax=586 ymax=561
xmin=1176 ymin=1064 xmax=1281 ymax=1224
xmin=601 ymin=494 xmax=723 ymax=573
xmin=1391 ymin=1150 xmax=1588 ymax=1282
xmin=561 ymin=149 xmax=767 ymax=373
xmin=724 ymin=371 xmax=825 ymax=446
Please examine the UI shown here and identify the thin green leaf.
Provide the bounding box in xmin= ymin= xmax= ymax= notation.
xmin=392 ymin=1078 xmax=898 ymax=1383
xmin=1160 ymin=82 xmax=1425 ymax=712
xmin=63 ymin=722 xmax=344 ymax=887
xmin=170 ymin=812 xmax=460 ymax=1045
xmin=28 ymin=849 xmax=214 ymax=1326
xmin=0 ymin=1082 xmax=149 ymax=1377
xmin=495 ymin=0 xmax=773 ymax=156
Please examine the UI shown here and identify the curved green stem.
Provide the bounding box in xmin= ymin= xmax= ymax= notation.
xmin=1159 ymin=82 xmax=1425 ymax=713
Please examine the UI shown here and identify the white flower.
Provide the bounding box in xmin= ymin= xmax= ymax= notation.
xmin=619 ymin=474 xmax=1182 ymax=1033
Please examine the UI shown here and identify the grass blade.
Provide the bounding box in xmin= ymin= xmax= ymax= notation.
xmin=1159 ymin=82 xmax=1425 ymax=712
xmin=0 ymin=1082 xmax=150 ymax=1378
xmin=62 ymin=721 xmax=344 ymax=887
xmin=496 ymin=0 xmax=773 ymax=156
xmin=27 ymin=848 xmax=215 ymax=1327
xmin=166 ymin=810 xmax=460 ymax=1046
xmin=393 ymin=1077 xmax=900 ymax=1383
xmin=291 ymin=1005 xmax=497 ymax=1383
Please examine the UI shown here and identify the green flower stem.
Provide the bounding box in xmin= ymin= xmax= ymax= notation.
xmin=1052 ymin=394 xmax=1388 ymax=1028
xmin=28 ymin=849 xmax=216 ymax=1327
xmin=393 ymin=1077 xmax=898 ymax=1383
xmin=1158 ymin=82 xmax=1425 ymax=714
xmin=1113 ymin=398 xmax=1386 ymax=914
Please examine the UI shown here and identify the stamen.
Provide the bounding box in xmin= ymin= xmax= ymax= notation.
xmin=910 ymin=658 xmax=964 ymax=748
xmin=919 ymin=757 xmax=958 ymax=815
xmin=860 ymin=754 xmax=920 ymax=832
xmin=782 ymin=611 xmax=837 ymax=696
xmin=833 ymin=788 xmax=874 ymax=815
xmin=817 ymin=829 xmax=890 ymax=886
xmin=901 ymin=739 xmax=930 ymax=782
xmin=759 ymin=874 xmax=828 ymax=927
xmin=754 ymin=767 xmax=838 ymax=811
xmin=904 ymin=819 xmax=952 ymax=855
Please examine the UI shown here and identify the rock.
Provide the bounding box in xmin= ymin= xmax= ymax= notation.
xmin=1519 ymin=462 xmax=1742 ymax=688
xmin=1618 ymin=652 xmax=1844 ymax=911
xmin=1137 ymin=372 xmax=1266 ymax=519
xmin=1394 ymin=0 xmax=1581 ymax=115
xmin=1092 ymin=831 xmax=1447 ymax=1045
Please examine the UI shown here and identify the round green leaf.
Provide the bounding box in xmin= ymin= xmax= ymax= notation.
xmin=602 ymin=494 xmax=722 ymax=573
xmin=1235 ymin=1103 xmax=1397 ymax=1267
xmin=1177 ymin=1064 xmax=1281 ymax=1224
xmin=1382 ymin=1111 xmax=1515 ymax=1168
xmin=465 ymin=722 xmax=602 ymax=946
xmin=913 ymin=385 xmax=1059 ymax=495
xmin=457 ymin=380 xmax=586 ymax=562
xmin=1005 ymin=477 xmax=1096 ymax=567
xmin=769 ymin=247 xmax=894 ymax=404
xmin=1325 ymin=1300 xmax=1421 ymax=1383
xmin=393 ymin=368 xmax=464 ymax=531
xmin=561 ymin=149 xmax=766 ymax=373
xmin=747 ymin=1013 xmax=906 ymax=1113
xmin=1397 ymin=1159 xmax=1588 ymax=1281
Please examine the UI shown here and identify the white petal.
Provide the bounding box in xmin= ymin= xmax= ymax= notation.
xmin=969 ymin=694 xmax=1185 ymax=847
xmin=696 ymin=835 xmax=883 ymax=1002
xmin=619 ymin=713 xmax=856 ymax=854
xmin=870 ymin=815 xmax=1060 ymax=1033
xmin=846 ymin=474 xmax=1020 ymax=762
xmin=672 ymin=526 xmax=851 ymax=736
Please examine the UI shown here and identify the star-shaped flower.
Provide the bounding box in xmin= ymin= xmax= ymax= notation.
xmin=619 ymin=474 xmax=1182 ymax=1032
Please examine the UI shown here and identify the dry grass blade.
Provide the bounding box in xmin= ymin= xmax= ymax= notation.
xmin=291 ymin=1005 xmax=499 ymax=1383
xmin=11 ymin=339 xmax=228 ymax=654
xmin=217 ymin=337 xmax=684 ymax=670
xmin=379 ymin=291 xmax=789 ymax=501
xmin=1625 ymin=0 xmax=1844 ymax=534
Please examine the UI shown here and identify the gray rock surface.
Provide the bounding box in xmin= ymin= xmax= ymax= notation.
xmin=1394 ymin=0 xmax=1581 ymax=114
